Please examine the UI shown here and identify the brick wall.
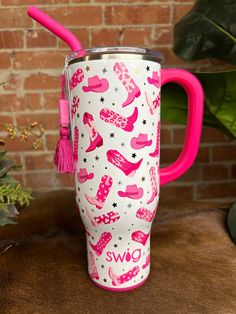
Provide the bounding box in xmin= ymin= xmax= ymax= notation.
xmin=0 ymin=0 xmax=235 ymax=201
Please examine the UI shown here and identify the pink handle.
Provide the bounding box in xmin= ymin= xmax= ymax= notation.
xmin=160 ymin=69 xmax=204 ymax=186
xmin=27 ymin=6 xmax=82 ymax=52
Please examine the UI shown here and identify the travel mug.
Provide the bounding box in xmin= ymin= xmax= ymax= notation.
xmin=64 ymin=47 xmax=204 ymax=291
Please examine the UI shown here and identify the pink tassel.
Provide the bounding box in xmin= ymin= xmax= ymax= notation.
xmin=54 ymin=98 xmax=75 ymax=174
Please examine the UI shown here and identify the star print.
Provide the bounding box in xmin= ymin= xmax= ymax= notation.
xmin=152 ymin=122 xmax=155 ymax=127
xmin=118 ymin=181 xmax=122 ymax=185
xmin=112 ymin=202 xmax=117 ymax=208
xmin=112 ymin=102 xmax=115 ymax=106
xmin=78 ymin=187 xmax=80 ymax=192
xmin=76 ymin=113 xmax=80 ymax=118
xmin=118 ymin=237 xmax=122 ymax=240
xmin=100 ymin=97 xmax=105 ymax=103
xmin=132 ymin=153 xmax=137 ymax=158
xmin=88 ymin=101 xmax=91 ymax=104
xmin=141 ymin=176 xmax=145 ymax=182
xmin=127 ymin=203 xmax=132 ymax=208
xmin=142 ymin=104 xmax=144 ymax=107
xmin=81 ymin=133 xmax=84 ymax=138
xmin=90 ymin=188 xmax=93 ymax=191
xmin=103 ymin=278 xmax=107 ymax=282
xmin=83 ymin=158 xmax=87 ymax=163
xmin=142 ymin=119 xmax=147 ymax=125
xmin=153 ymin=91 xmax=155 ymax=96
xmin=114 ymin=87 xmax=118 ymax=93
xmin=110 ymin=133 xmax=115 ymax=138
xmin=102 ymin=67 xmax=107 ymax=74
xmin=114 ymin=244 xmax=118 ymax=248
xmin=95 ymin=155 xmax=99 ymax=161
xmin=78 ymin=198 xmax=81 ymax=202
xmin=147 ymin=161 xmax=150 ymax=166
xmin=81 ymin=208 xmax=84 ymax=213
xmin=85 ymin=65 xmax=90 ymax=71
xmin=121 ymin=142 xmax=125 ymax=147
xmin=101 ymin=265 xmax=104 ymax=268
xmin=146 ymin=66 xmax=150 ymax=71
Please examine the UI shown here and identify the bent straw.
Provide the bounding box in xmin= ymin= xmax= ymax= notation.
xmin=27 ymin=6 xmax=82 ymax=52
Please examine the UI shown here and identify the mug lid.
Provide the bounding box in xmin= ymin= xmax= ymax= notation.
xmin=66 ymin=46 xmax=165 ymax=66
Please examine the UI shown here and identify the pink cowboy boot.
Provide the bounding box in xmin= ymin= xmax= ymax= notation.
xmin=89 ymin=232 xmax=112 ymax=256
xmin=106 ymin=149 xmax=143 ymax=177
xmin=88 ymin=251 xmax=99 ymax=280
xmin=108 ymin=266 xmax=140 ymax=286
xmin=113 ymin=61 xmax=141 ymax=107
xmin=142 ymin=254 xmax=150 ymax=270
xmin=73 ymin=126 xmax=79 ymax=162
xmin=85 ymin=175 xmax=113 ymax=209
xmin=149 ymin=121 xmax=160 ymax=158
xmin=83 ymin=112 xmax=103 ymax=153
xmin=136 ymin=207 xmax=154 ymax=222
xmin=147 ymin=166 xmax=158 ymax=205
xmin=71 ymin=96 xmax=80 ymax=118
xmin=86 ymin=207 xmax=120 ymax=226
xmin=100 ymin=107 xmax=138 ymax=132
xmin=131 ymin=230 xmax=149 ymax=246
xmin=69 ymin=67 xmax=84 ymax=90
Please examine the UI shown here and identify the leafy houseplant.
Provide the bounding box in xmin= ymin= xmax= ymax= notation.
xmin=161 ymin=0 xmax=236 ymax=243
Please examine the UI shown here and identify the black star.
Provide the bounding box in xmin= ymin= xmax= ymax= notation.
xmin=114 ymin=87 xmax=118 ymax=93
xmin=121 ymin=142 xmax=125 ymax=147
xmin=142 ymin=119 xmax=147 ymax=125
xmin=112 ymin=202 xmax=117 ymax=208
xmin=76 ymin=113 xmax=80 ymax=118
xmin=146 ymin=66 xmax=150 ymax=71
xmin=127 ymin=203 xmax=132 ymax=208
xmin=101 ymin=265 xmax=104 ymax=268
xmin=141 ymin=176 xmax=145 ymax=182
xmin=112 ymin=102 xmax=115 ymax=106
xmin=103 ymin=278 xmax=107 ymax=282
xmin=102 ymin=68 xmax=107 ymax=74
xmin=114 ymin=244 xmax=118 ymax=248
xmin=153 ymin=91 xmax=155 ymax=96
xmin=88 ymin=101 xmax=91 ymax=104
xmin=85 ymin=65 xmax=90 ymax=71
xmin=118 ymin=181 xmax=122 ymax=185
xmin=83 ymin=158 xmax=87 ymax=163
xmin=81 ymin=208 xmax=84 ymax=213
xmin=147 ymin=161 xmax=150 ymax=166
xmin=78 ymin=187 xmax=80 ymax=192
xmin=100 ymin=97 xmax=105 ymax=103
xmin=132 ymin=153 xmax=137 ymax=158
xmin=90 ymin=188 xmax=93 ymax=191
xmin=110 ymin=133 xmax=115 ymax=138
xmin=92 ymin=165 xmax=95 ymax=168
xmin=152 ymin=122 xmax=155 ymax=127
xmin=95 ymin=155 xmax=99 ymax=161
xmin=118 ymin=237 xmax=122 ymax=240
xmin=142 ymin=104 xmax=144 ymax=107
xmin=81 ymin=133 xmax=84 ymax=138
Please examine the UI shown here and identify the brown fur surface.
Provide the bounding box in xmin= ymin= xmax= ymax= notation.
xmin=0 ymin=190 xmax=235 ymax=314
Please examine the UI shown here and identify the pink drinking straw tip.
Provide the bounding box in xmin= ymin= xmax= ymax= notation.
xmin=27 ymin=6 xmax=82 ymax=52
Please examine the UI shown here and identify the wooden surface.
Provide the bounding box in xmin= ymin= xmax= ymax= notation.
xmin=0 ymin=190 xmax=235 ymax=314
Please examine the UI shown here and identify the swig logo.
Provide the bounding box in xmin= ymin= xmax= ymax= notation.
xmin=106 ymin=248 xmax=141 ymax=263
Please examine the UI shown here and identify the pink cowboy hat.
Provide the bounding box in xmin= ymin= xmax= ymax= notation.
xmin=118 ymin=184 xmax=143 ymax=199
xmin=147 ymin=71 xmax=160 ymax=88
xmin=77 ymin=168 xmax=94 ymax=183
xmin=82 ymin=75 xmax=109 ymax=93
xmin=130 ymin=133 xmax=152 ymax=150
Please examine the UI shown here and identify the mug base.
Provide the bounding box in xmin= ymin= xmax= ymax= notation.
xmin=89 ymin=274 xmax=149 ymax=292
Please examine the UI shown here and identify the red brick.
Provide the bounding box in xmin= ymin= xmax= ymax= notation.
xmin=195 ymin=147 xmax=210 ymax=163
xmin=6 ymin=153 xmax=22 ymax=165
xmin=45 ymin=134 xmax=58 ymax=151
xmin=160 ymin=146 xmax=209 ymax=164
xmin=2 ymin=0 xmax=72 ymax=4
xmin=25 ymin=172 xmax=55 ymax=189
xmin=24 ymin=73 xmax=59 ymax=90
xmin=231 ymin=164 xmax=236 ymax=179
xmin=0 ymin=52 xmax=11 ymax=70
xmin=105 ymin=5 xmax=170 ymax=25
xmin=1 ymin=135 xmax=39 ymax=152
xmin=122 ymin=28 xmax=152 ymax=46
xmin=55 ymin=173 xmax=74 ymax=188
xmin=43 ymin=93 xmax=60 ymax=110
xmin=0 ymin=8 xmax=32 ymax=28
xmin=154 ymin=27 xmax=173 ymax=46
xmin=160 ymin=185 xmax=194 ymax=201
xmin=0 ymin=114 xmax=14 ymax=128
xmin=212 ymin=145 xmax=236 ymax=161
xmin=25 ymin=153 xmax=54 ymax=170
xmin=201 ymin=127 xmax=231 ymax=143
xmin=0 ymin=31 xmax=24 ymax=49
xmin=12 ymin=51 xmax=66 ymax=70
xmin=2 ymin=74 xmax=23 ymax=91
xmin=26 ymin=30 xmax=57 ymax=48
xmin=16 ymin=113 xmax=59 ymax=130
xmin=44 ymin=6 xmax=102 ymax=27
xmin=173 ymin=4 xmax=193 ymax=23
xmin=176 ymin=164 xmax=200 ymax=182
xmin=197 ymin=182 xmax=236 ymax=199
xmin=59 ymin=29 xmax=89 ymax=49
xmin=160 ymin=129 xmax=171 ymax=145
xmin=91 ymin=28 xmax=121 ymax=46
xmin=201 ymin=164 xmax=229 ymax=181
xmin=0 ymin=94 xmax=42 ymax=112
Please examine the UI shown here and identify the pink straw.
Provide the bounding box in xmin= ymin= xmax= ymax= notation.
xmin=27 ymin=6 xmax=82 ymax=52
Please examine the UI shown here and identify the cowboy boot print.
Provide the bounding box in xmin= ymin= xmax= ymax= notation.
xmin=113 ymin=61 xmax=141 ymax=107
xmin=89 ymin=232 xmax=112 ymax=256
xmin=85 ymin=175 xmax=113 ymax=209
xmin=83 ymin=112 xmax=103 ymax=153
xmin=145 ymin=92 xmax=160 ymax=115
xmin=73 ymin=126 xmax=79 ymax=162
xmin=147 ymin=166 xmax=158 ymax=205
xmin=69 ymin=67 xmax=84 ymax=90
xmin=106 ymin=149 xmax=143 ymax=177
xmin=136 ymin=207 xmax=154 ymax=222
xmin=100 ymin=107 xmax=138 ymax=132
xmin=142 ymin=254 xmax=150 ymax=269
xmin=131 ymin=230 xmax=149 ymax=246
xmin=71 ymin=96 xmax=80 ymax=119
xmin=149 ymin=121 xmax=160 ymax=158
xmin=88 ymin=251 xmax=99 ymax=280
xmin=86 ymin=207 xmax=120 ymax=226
xmin=108 ymin=266 xmax=140 ymax=286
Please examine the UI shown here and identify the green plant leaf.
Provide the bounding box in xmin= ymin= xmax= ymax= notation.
xmin=0 ymin=175 xmax=19 ymax=185
xmin=227 ymin=201 xmax=236 ymax=244
xmin=173 ymin=0 xmax=236 ymax=64
xmin=0 ymin=151 xmax=7 ymax=160
xmin=161 ymin=71 xmax=236 ymax=138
